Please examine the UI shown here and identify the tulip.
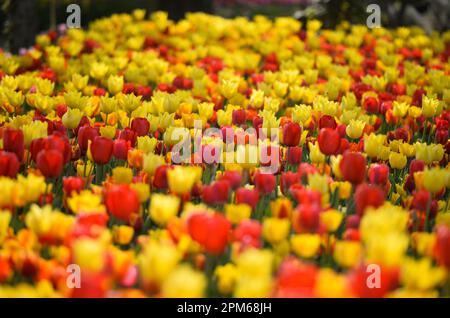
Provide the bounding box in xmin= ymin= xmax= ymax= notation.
xmin=280 ymin=171 xmax=299 ymax=196
xmin=44 ymin=134 xmax=71 ymax=164
xmin=119 ymin=128 xmax=137 ymax=147
xmin=235 ymin=188 xmax=259 ymax=210
xmin=90 ymin=136 xmax=113 ymax=165
xmin=363 ymin=96 xmax=379 ymax=113
xmin=112 ymin=139 xmax=130 ymax=161
xmin=63 ymin=176 xmax=85 ymax=196
xmin=219 ymin=171 xmax=242 ymax=190
xmin=434 ymin=226 xmax=450 ymax=268
xmin=253 ymin=171 xmax=276 ymax=194
xmin=287 ymin=146 xmax=302 ymax=165
xmin=354 ymin=183 xmax=385 ymax=216
xmin=340 ymin=151 xmax=366 ymax=184
xmin=2 ymin=128 xmax=24 ymax=161
xmin=188 ymin=212 xmax=231 ymax=255
xmin=201 ymin=180 xmax=230 ymax=205
xmin=77 ymin=125 xmax=99 ymax=152
xmin=368 ymin=164 xmax=389 ymax=185
xmin=282 ymin=122 xmax=301 ymax=146
xmin=232 ymin=109 xmax=246 ymax=125
xmin=104 ymin=185 xmax=140 ymax=222
xmin=0 ymin=151 xmax=20 ymax=178
xmin=318 ymin=115 xmax=337 ymax=129
xmin=153 ymin=165 xmax=171 ymax=189
xmin=317 ymin=128 xmax=340 ymax=156
xmin=233 ymin=219 xmax=262 ymax=249
xmin=36 ymin=149 xmax=64 ymax=178
xmin=131 ymin=117 xmax=150 ymax=137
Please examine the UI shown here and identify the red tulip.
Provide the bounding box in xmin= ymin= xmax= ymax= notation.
xmin=282 ymin=122 xmax=301 ymax=146
xmin=280 ymin=171 xmax=299 ymax=196
xmin=0 ymin=151 xmax=20 ymax=178
xmin=90 ymin=136 xmax=113 ymax=165
xmin=287 ymin=146 xmax=302 ymax=165
xmin=131 ymin=118 xmax=150 ymax=137
xmin=104 ymin=185 xmax=140 ymax=222
xmin=363 ymin=96 xmax=379 ymax=113
xmin=77 ymin=125 xmax=99 ymax=152
xmin=187 ymin=212 xmax=231 ymax=255
xmin=233 ymin=219 xmax=262 ymax=249
xmin=409 ymin=159 xmax=425 ymax=175
xmin=232 ymin=109 xmax=246 ymax=125
xmin=274 ymin=257 xmax=317 ymax=297
xmin=2 ymin=128 xmax=24 ymax=161
xmin=435 ymin=129 xmax=448 ymax=145
xmin=293 ymin=203 xmax=321 ymax=233
xmin=219 ymin=171 xmax=242 ymax=190
xmin=434 ymin=226 xmax=450 ymax=268
xmin=340 ymin=151 xmax=366 ymax=184
xmin=153 ymin=165 xmax=171 ymax=189
xmin=348 ymin=264 xmax=399 ymax=298
xmin=318 ymin=115 xmax=337 ymax=129
xmin=36 ymin=149 xmax=64 ymax=178
xmin=43 ymin=133 xmax=71 ymax=164
xmin=253 ymin=171 xmax=276 ymax=194
xmin=201 ymin=180 xmax=230 ymax=205
xmin=291 ymin=188 xmax=322 ymax=206
xmin=317 ymin=128 xmax=340 ymax=156
xmin=354 ymin=183 xmax=385 ymax=216
xmin=235 ymin=188 xmax=259 ymax=210
xmin=63 ymin=177 xmax=85 ymax=196
xmin=119 ymin=128 xmax=137 ymax=147
xmin=368 ymin=163 xmax=389 ymax=185
xmin=112 ymin=139 xmax=130 ymax=161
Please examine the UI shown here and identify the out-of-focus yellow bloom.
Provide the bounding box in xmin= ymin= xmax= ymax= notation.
xmin=225 ymin=203 xmax=251 ymax=224
xmin=234 ymin=249 xmax=273 ymax=298
xmin=215 ymin=263 xmax=238 ymax=295
xmin=290 ymin=234 xmax=321 ymax=258
xmin=320 ymin=209 xmax=343 ymax=232
xmin=263 ymin=217 xmax=290 ymax=245
xmin=112 ymin=225 xmax=134 ymax=245
xmin=220 ymin=79 xmax=239 ymax=99
xmin=90 ymin=62 xmax=109 ymax=80
xmin=309 ymin=142 xmax=325 ymax=164
xmin=17 ymin=174 xmax=46 ymax=204
xmin=292 ymin=104 xmax=312 ymax=126
xmin=62 ymin=108 xmax=83 ymax=129
xmin=346 ymin=119 xmax=365 ymax=139
xmin=137 ymin=136 xmax=158 ymax=154
xmin=162 ymin=265 xmax=206 ymax=297
xmin=422 ymin=96 xmax=439 ymax=117
xmin=112 ymin=167 xmax=133 ymax=184
xmin=73 ymin=238 xmax=105 ymax=272
xmin=315 ymin=269 xmax=352 ymax=297
xmin=401 ymin=258 xmax=446 ymax=291
xmin=389 ymin=152 xmax=407 ymax=169
xmin=149 ymin=194 xmax=180 ymax=226
xmin=107 ymin=75 xmax=124 ymax=95
xmin=142 ymin=153 xmax=165 ymax=176
xmin=393 ymin=101 xmax=409 ymax=118
xmin=138 ymin=241 xmax=181 ymax=288
xmin=0 ymin=211 xmax=11 ymax=245
xmin=423 ymin=167 xmax=447 ymax=193
xmin=167 ymin=166 xmax=201 ymax=195
xmin=130 ymin=182 xmax=150 ymax=203
xmin=99 ymin=125 xmax=116 ymax=139
xmin=333 ymin=240 xmax=362 ymax=268
xmin=67 ymin=190 xmax=106 ymax=214
xmin=398 ymin=142 xmax=415 ymax=157
xmin=412 ymin=232 xmax=436 ymax=257
xmin=364 ymin=133 xmax=386 ymax=158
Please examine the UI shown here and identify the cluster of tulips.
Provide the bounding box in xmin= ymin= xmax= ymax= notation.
xmin=0 ymin=10 xmax=450 ymax=298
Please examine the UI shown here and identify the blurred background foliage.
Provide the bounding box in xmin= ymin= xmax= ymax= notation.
xmin=1 ymin=0 xmax=449 ymax=53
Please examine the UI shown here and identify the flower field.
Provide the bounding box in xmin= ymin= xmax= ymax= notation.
xmin=0 ymin=10 xmax=450 ymax=298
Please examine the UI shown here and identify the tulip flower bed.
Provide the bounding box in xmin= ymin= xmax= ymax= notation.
xmin=0 ymin=10 xmax=450 ymax=298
